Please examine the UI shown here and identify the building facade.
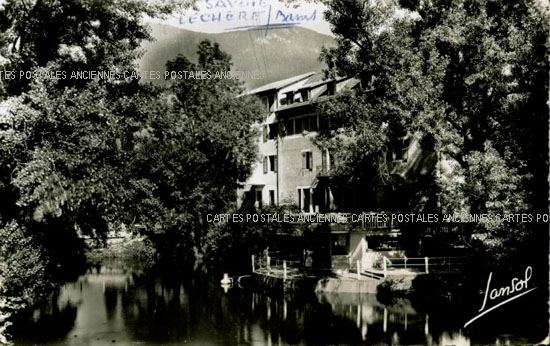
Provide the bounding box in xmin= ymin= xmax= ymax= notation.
xmin=239 ymin=72 xmax=436 ymax=213
xmin=238 ymin=72 xmax=364 ymax=213
xmin=238 ymin=72 xmax=457 ymax=264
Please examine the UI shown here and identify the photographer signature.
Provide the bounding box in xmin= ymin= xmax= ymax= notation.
xmin=464 ymin=266 xmax=536 ymax=328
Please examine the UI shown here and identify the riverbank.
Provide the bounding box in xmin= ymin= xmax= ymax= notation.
xmin=85 ymin=235 xmax=157 ymax=272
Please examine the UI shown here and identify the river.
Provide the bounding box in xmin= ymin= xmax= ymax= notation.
xmin=10 ymin=263 xmax=546 ymax=345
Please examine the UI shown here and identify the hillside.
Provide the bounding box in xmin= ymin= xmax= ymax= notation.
xmin=139 ymin=23 xmax=335 ymax=90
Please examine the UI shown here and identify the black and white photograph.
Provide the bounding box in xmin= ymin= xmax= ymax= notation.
xmin=0 ymin=0 xmax=549 ymax=344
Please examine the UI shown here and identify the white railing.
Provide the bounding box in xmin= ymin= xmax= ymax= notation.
xmin=381 ymin=256 xmax=467 ymax=277
xmin=252 ymin=250 xmax=332 ymax=280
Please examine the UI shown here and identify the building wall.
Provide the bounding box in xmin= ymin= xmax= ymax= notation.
xmin=242 ymin=120 xmax=325 ymax=210
xmin=278 ymin=131 xmax=323 ymax=210
xmin=238 ymin=75 xmax=438 ymax=213
xmin=239 ymin=123 xmax=278 ymax=208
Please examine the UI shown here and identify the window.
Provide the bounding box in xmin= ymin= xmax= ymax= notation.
xmin=392 ymin=137 xmax=409 ymax=162
xmin=296 ymin=117 xmax=310 ymax=133
xmin=264 ymin=155 xmax=277 ymax=173
xmin=285 ymin=92 xmax=294 ymax=105
xmin=394 ymin=146 xmax=403 ymax=161
xmin=296 ymin=116 xmax=318 ymax=133
xmin=302 ymin=151 xmax=313 ymax=171
xmin=261 ymin=94 xmax=277 ymax=112
xmin=310 ymin=115 xmax=319 ymax=131
xmin=256 ymin=190 xmax=263 ymax=209
xmin=301 ymin=90 xmax=309 ymax=102
xmin=268 ymin=123 xmax=278 ymax=140
xmin=284 ymin=119 xmax=294 ymax=136
xmin=303 ymin=189 xmax=311 ymax=212
xmin=298 ymin=187 xmax=312 ymax=213
xmin=262 ymin=124 xmax=268 ymax=142
xmin=269 ymin=155 xmax=277 ymax=172
xmin=268 ymin=94 xmax=276 ymax=112
xmin=269 ymin=190 xmax=275 ymax=205
xmin=280 ymin=116 xmax=319 ymax=137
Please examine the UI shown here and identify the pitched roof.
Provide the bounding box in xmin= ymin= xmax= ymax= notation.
xmin=243 ymin=72 xmax=316 ymax=95
xmin=276 ymin=76 xmax=360 ymax=113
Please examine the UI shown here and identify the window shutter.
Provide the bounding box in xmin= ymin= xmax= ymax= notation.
xmin=263 ymin=125 xmax=268 ymax=142
xmin=321 ymin=149 xmax=327 ymax=169
xmin=263 ymin=156 xmax=268 ymax=174
xmin=274 ymin=155 xmax=278 ymax=172
xmin=302 ymin=152 xmax=306 ymax=169
xmin=308 ymin=152 xmax=313 ymax=170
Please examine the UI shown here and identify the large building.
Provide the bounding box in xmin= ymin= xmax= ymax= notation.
xmin=238 ymin=72 xmax=459 ymax=266
xmin=238 ymin=72 xmax=437 ymax=215
xmin=239 ymin=72 xmax=361 ymax=213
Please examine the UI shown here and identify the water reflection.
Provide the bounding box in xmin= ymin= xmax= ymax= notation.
xmin=12 ymin=265 xmax=544 ymax=345
xmin=315 ymin=293 xmax=470 ymax=345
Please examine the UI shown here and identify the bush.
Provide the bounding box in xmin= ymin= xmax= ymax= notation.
xmin=376 ymin=278 xmax=408 ymax=303
xmin=86 ymin=237 xmax=157 ymax=273
xmin=0 ymin=220 xmax=53 ymax=312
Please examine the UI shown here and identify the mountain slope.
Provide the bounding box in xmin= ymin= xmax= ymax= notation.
xmin=139 ymin=23 xmax=335 ymax=90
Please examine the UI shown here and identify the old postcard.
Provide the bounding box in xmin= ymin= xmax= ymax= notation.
xmin=0 ymin=0 xmax=548 ymax=345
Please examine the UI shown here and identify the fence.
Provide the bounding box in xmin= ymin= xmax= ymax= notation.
xmin=380 ymin=256 xmax=467 ymax=277
xmin=252 ymin=250 xmax=332 ymax=280
xmin=251 ymin=251 xmax=468 ymax=280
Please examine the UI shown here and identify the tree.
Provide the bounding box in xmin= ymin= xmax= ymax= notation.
xmin=0 ymin=0 xmax=264 ymax=328
xmin=316 ymin=0 xmax=438 ymax=212
xmin=132 ymin=40 xmax=264 ymax=265
xmin=0 ymin=1 xmax=170 ymax=316
xmin=319 ymin=0 xmax=549 ymax=258
xmin=411 ymin=0 xmax=548 ymax=261
xmin=0 ymin=0 xmax=194 ymax=94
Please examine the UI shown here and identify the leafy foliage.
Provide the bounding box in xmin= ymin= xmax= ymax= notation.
xmin=0 ymin=0 xmax=195 ymax=94
xmin=439 ymin=143 xmax=530 ymax=257
xmin=131 ymin=41 xmax=264 ymax=264
xmin=319 ymin=0 xmax=548 ymax=255
xmin=202 ymin=203 xmax=301 ymax=273
xmin=0 ymin=220 xmax=52 ymax=311
xmin=0 ymin=0 xmax=263 ymax=323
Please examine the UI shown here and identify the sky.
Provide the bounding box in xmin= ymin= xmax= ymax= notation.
xmin=158 ymin=0 xmax=333 ymax=36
